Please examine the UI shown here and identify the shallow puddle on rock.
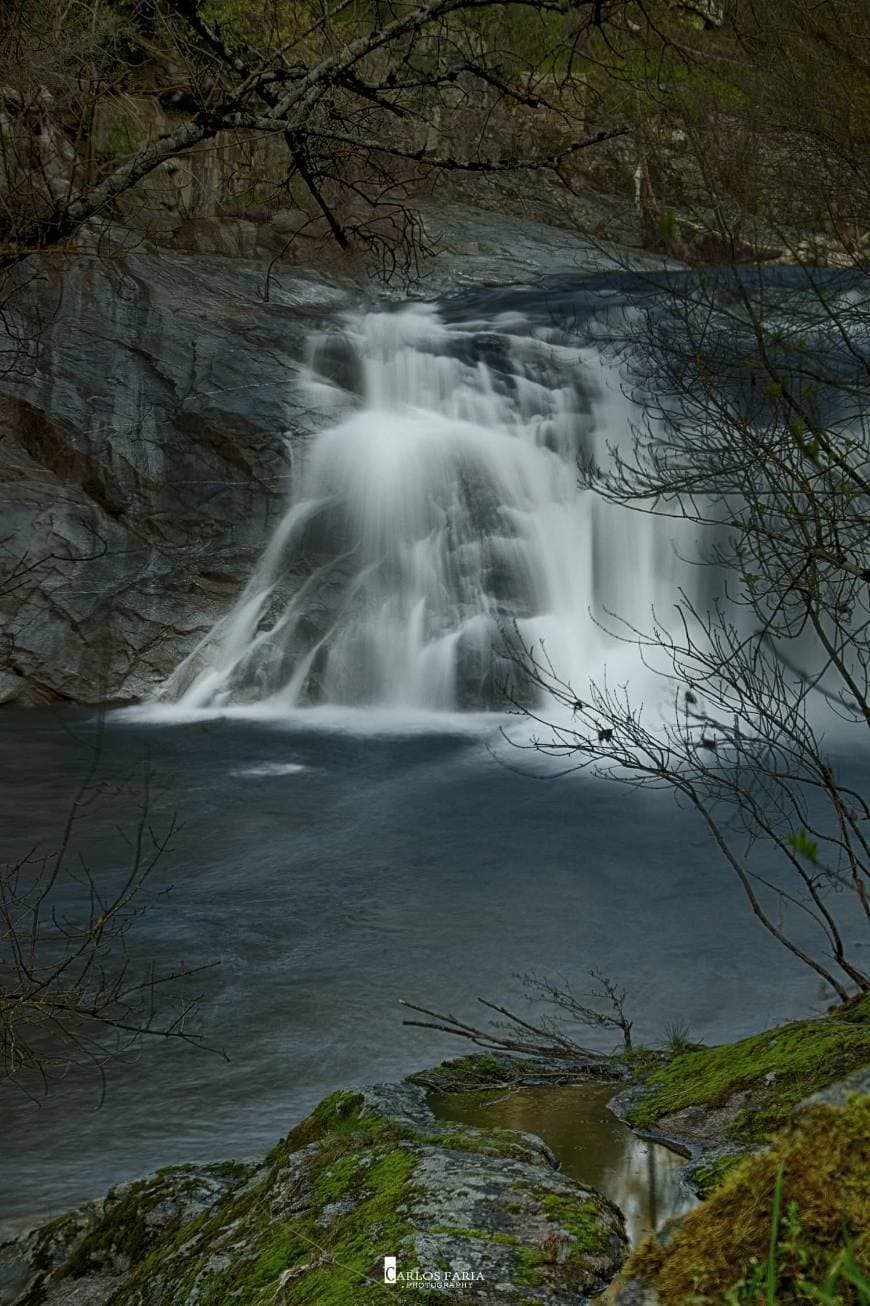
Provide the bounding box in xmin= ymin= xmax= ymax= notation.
xmin=429 ymin=1080 xmax=697 ymax=1245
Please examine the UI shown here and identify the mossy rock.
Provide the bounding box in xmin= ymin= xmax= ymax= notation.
xmin=624 ymin=995 xmax=870 ymax=1146
xmin=408 ymin=1051 xmax=627 ymax=1094
xmin=3 ymin=1083 xmax=627 ymax=1305
xmin=612 ymin=1090 xmax=870 ymax=1304
xmin=1 ymin=1161 xmax=252 ymax=1306
xmin=683 ymin=1148 xmax=750 ymax=1199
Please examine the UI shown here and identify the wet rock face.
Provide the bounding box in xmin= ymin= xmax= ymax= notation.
xmin=0 ymin=1081 xmax=627 ymax=1306
xmin=0 ymin=205 xmax=669 ymax=707
xmin=0 ymin=251 xmax=350 ymax=706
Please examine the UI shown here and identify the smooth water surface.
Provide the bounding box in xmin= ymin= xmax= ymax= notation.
xmin=430 ymin=1082 xmax=696 ymax=1245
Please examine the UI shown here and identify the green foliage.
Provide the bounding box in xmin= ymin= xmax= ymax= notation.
xmin=787 ymin=418 xmax=825 ymax=464
xmin=786 ymin=830 xmax=821 ymax=864
xmin=199 ymin=0 xmax=318 ymax=52
xmin=663 ymin=1021 xmax=694 ymax=1054
xmin=616 ymin=40 xmax=748 ymax=127
xmin=724 ymin=1159 xmax=870 ymax=1304
xmin=97 ymin=116 xmax=141 ymax=161
xmin=628 ymin=998 xmax=870 ymax=1143
xmin=625 ymin=1095 xmax=870 ymax=1304
xmin=690 ymin=1151 xmax=746 ymax=1198
xmin=659 ymin=210 xmax=679 ymax=243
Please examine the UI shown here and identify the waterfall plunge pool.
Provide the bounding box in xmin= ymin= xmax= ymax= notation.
xmin=1 ymin=708 xmax=861 ymax=1235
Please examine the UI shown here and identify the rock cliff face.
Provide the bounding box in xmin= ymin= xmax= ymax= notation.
xmin=0 ymin=204 xmax=669 ymax=707
xmin=0 ymin=248 xmax=350 ymax=705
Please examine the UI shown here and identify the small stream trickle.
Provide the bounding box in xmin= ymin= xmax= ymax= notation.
xmin=430 ymin=1081 xmax=697 ymax=1246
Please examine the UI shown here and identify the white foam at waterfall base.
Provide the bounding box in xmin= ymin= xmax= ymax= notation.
xmin=158 ymin=302 xmax=694 ymax=720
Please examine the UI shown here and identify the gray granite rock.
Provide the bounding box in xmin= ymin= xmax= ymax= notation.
xmin=0 ymin=1162 xmax=253 ymax=1306
xmin=411 ymin=198 xmax=681 ymax=295
xmin=0 ymin=249 xmax=352 ymax=705
xmin=797 ymin=1065 xmax=870 ymax=1112
xmin=0 ymin=1080 xmax=627 ymax=1306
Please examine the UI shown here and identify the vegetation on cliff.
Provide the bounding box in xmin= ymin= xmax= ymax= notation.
xmin=2 ymin=0 xmax=867 ymax=276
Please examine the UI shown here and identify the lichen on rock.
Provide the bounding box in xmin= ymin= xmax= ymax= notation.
xmin=1 ymin=1082 xmax=626 ymax=1306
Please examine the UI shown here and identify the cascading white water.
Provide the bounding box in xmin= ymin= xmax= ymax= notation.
xmin=164 ymin=302 xmax=686 ymax=712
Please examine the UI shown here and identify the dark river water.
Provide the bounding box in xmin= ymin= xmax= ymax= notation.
xmin=0 ymin=707 xmax=863 ymax=1234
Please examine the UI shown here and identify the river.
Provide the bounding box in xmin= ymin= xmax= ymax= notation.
xmin=1 ymin=707 xmax=856 ymax=1233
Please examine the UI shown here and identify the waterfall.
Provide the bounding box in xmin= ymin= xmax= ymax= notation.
xmin=163 ymin=300 xmax=686 ymax=712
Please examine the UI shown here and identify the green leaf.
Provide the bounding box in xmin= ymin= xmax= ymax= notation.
xmin=785 ymin=830 xmax=820 ymax=863
xmin=765 ymin=1162 xmax=784 ymax=1305
xmin=659 ymin=210 xmax=679 ymax=242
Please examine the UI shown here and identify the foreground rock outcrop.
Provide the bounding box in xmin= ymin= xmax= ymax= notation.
xmin=611 ymin=992 xmax=870 ymax=1187
xmin=610 ymin=1077 xmax=869 ymax=1305
xmin=599 ymin=998 xmax=870 ymax=1304
xmin=3 ymin=999 xmax=868 ymax=1305
xmin=0 ymin=1081 xmax=627 ymax=1306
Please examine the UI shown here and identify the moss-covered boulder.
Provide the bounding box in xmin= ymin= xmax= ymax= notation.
xmin=614 ymin=994 xmax=870 ymax=1157
xmin=408 ymin=1052 xmax=628 ymax=1094
xmin=611 ymin=1085 xmax=869 ymax=1305
xmin=0 ymin=1161 xmax=253 ymax=1306
xmin=1 ymin=1082 xmax=627 ymax=1306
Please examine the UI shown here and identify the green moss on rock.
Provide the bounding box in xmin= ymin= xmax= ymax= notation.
xmin=628 ymin=996 xmax=870 ymax=1143
xmin=620 ymin=1094 xmax=870 ymax=1304
xmin=687 ymin=1150 xmax=747 ymax=1198
xmin=423 ymin=1123 xmax=548 ymax=1163
xmin=409 ymin=1051 xmax=625 ymax=1095
xmin=408 ymin=1053 xmax=537 ymax=1092
xmin=13 ymin=1083 xmax=626 ymax=1306
xmin=538 ymin=1195 xmax=611 ymax=1255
